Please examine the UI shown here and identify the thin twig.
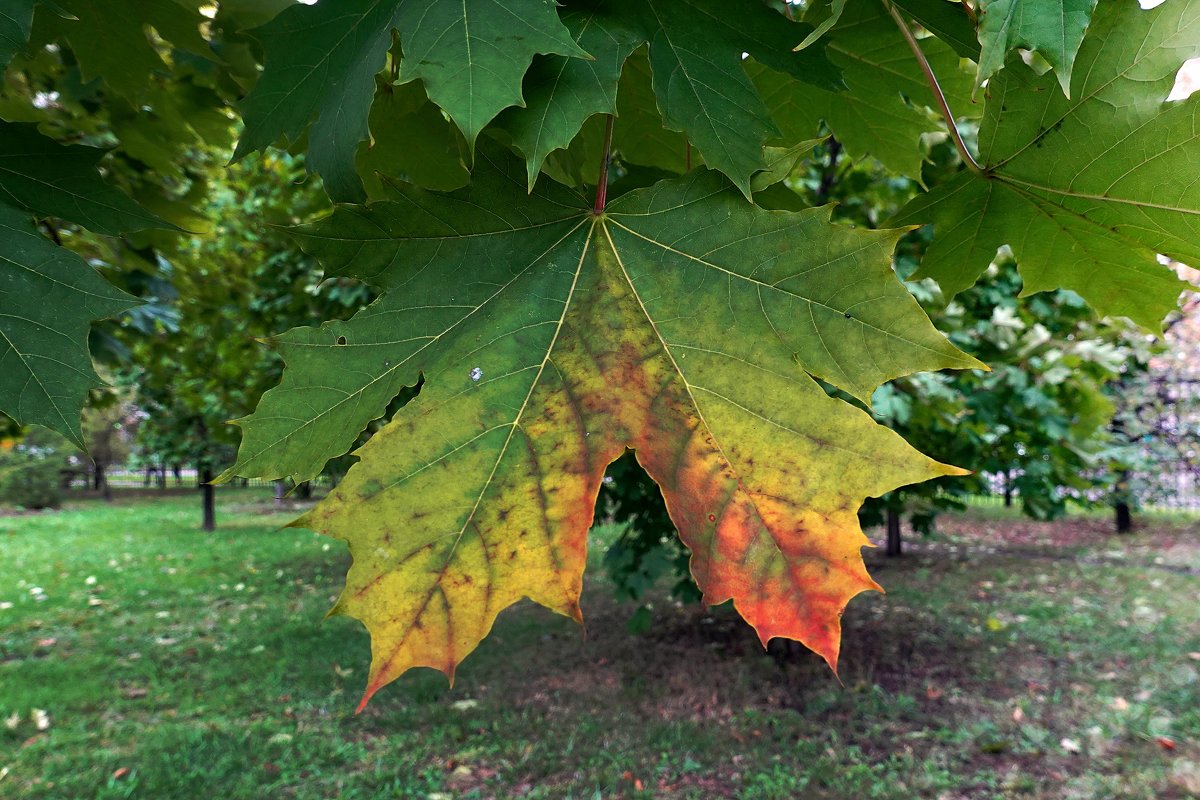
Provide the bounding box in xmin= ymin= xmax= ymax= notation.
xmin=593 ymin=115 xmax=615 ymax=214
xmin=883 ymin=0 xmax=983 ymax=174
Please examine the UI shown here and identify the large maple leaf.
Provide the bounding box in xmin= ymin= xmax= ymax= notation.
xmin=226 ymin=148 xmax=980 ymax=705
xmin=895 ymin=0 xmax=1200 ymax=331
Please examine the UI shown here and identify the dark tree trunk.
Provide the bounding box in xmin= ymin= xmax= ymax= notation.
xmin=173 ymin=464 xmax=182 ymax=487
xmin=1115 ymin=502 xmax=1132 ymax=533
xmin=1115 ymin=470 xmax=1133 ymax=533
xmin=296 ymin=481 xmax=312 ymax=500
xmin=144 ymin=465 xmax=152 ymax=487
xmin=886 ymin=508 xmax=902 ymax=557
xmin=158 ymin=463 xmax=167 ymax=489
xmin=201 ymin=467 xmax=216 ymax=531
xmin=93 ymin=463 xmax=104 ymax=491
xmin=1003 ymin=470 xmax=1014 ymax=507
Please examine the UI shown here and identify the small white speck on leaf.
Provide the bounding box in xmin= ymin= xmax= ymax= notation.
xmin=469 ymin=367 xmax=483 ymax=382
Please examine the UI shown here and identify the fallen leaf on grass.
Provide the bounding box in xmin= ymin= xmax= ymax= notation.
xmin=32 ymin=709 xmax=48 ymax=731
xmin=1157 ymin=737 xmax=1177 ymax=751
xmin=1061 ymin=738 xmax=1082 ymax=754
xmin=111 ymin=767 xmax=130 ymax=780
xmin=4 ymin=713 xmax=18 ymax=730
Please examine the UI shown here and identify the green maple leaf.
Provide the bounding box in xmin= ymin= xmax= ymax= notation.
xmin=0 ymin=204 xmax=138 ymax=448
xmin=48 ymin=0 xmax=212 ymax=100
xmin=976 ymin=0 xmax=1098 ymax=96
xmin=0 ymin=0 xmax=36 ymax=69
xmin=0 ymin=121 xmax=174 ymax=235
xmin=233 ymin=0 xmax=402 ymax=203
xmin=0 ymin=123 xmax=165 ymax=444
xmin=517 ymin=49 xmax=692 ymax=189
xmin=225 ymin=147 xmax=981 ymax=702
xmin=581 ymin=50 xmax=693 ymax=179
xmin=497 ymin=1 xmax=642 ymax=189
xmin=795 ymin=0 xmax=848 ymax=51
xmin=895 ymin=0 xmax=1199 ymax=331
xmin=636 ymin=0 xmax=840 ymax=196
xmin=752 ymin=1 xmax=979 ymax=180
xmin=356 ymin=81 xmax=470 ymax=197
xmin=394 ymin=0 xmax=589 ymax=152
xmin=893 ymin=0 xmax=980 ymax=59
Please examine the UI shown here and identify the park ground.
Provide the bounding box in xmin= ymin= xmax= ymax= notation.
xmin=1 ymin=490 xmax=1198 ymax=799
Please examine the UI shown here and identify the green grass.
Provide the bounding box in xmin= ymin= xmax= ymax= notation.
xmin=1 ymin=492 xmax=1198 ymax=799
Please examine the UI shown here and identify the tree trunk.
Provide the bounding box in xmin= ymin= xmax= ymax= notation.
xmin=93 ymin=463 xmax=104 ymax=491
xmin=886 ymin=508 xmax=902 ymax=557
xmin=1003 ymin=470 xmax=1014 ymax=507
xmin=100 ymin=465 xmax=112 ymax=501
xmin=201 ymin=467 xmax=216 ymax=531
xmin=1114 ymin=470 xmax=1133 ymax=534
xmin=158 ymin=462 xmax=167 ymax=489
xmin=296 ymin=481 xmax=313 ymax=500
xmin=173 ymin=464 xmax=182 ymax=487
xmin=274 ymin=480 xmax=286 ymax=508
xmin=144 ymin=465 xmax=152 ymax=487
xmin=1115 ymin=501 xmax=1132 ymax=533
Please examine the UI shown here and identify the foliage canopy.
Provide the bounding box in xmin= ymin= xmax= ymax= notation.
xmin=0 ymin=0 xmax=1196 ymax=704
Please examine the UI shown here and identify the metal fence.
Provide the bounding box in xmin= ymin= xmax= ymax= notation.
xmin=74 ymin=468 xmax=333 ymax=491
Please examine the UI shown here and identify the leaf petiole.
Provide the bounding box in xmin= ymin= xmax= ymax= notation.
xmin=882 ymin=0 xmax=983 ymax=175
xmin=593 ymin=114 xmax=615 ymax=214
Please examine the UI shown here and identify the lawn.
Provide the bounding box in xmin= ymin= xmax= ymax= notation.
xmin=1 ymin=490 xmax=1198 ymax=799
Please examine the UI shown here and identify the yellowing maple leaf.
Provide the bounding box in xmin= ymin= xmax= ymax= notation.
xmin=228 ymin=149 xmax=981 ymax=706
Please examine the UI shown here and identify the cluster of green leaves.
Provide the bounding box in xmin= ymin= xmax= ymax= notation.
xmin=1 ymin=0 xmax=1197 ymax=702
xmin=0 ymin=1 xmax=274 ymax=447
